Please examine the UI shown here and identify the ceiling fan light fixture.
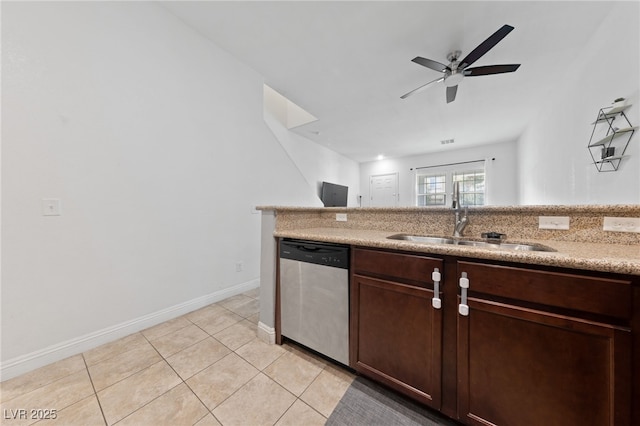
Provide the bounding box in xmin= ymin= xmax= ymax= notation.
xmin=445 ymin=71 xmax=464 ymax=87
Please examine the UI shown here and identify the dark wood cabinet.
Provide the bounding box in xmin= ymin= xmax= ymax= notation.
xmin=350 ymin=248 xmax=444 ymax=409
xmin=349 ymin=247 xmax=637 ymax=426
xmin=456 ymin=261 xmax=633 ymax=426
xmin=458 ymin=299 xmax=631 ymax=426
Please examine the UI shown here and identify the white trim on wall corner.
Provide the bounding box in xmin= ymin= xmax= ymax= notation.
xmin=257 ymin=321 xmax=276 ymax=345
xmin=0 ymin=278 xmax=260 ymax=382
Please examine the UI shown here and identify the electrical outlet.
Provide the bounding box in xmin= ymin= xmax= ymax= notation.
xmin=603 ymin=217 xmax=640 ymax=233
xmin=538 ymin=216 xmax=570 ymax=230
xmin=336 ymin=213 xmax=347 ymax=222
xmin=42 ymin=198 xmax=61 ymax=216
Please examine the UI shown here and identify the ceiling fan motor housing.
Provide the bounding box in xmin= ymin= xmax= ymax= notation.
xmin=446 ymin=50 xmax=462 ymax=63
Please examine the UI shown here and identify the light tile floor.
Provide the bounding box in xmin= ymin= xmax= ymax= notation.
xmin=0 ymin=288 xmax=355 ymax=425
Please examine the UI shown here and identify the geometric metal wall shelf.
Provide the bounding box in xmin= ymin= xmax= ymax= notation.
xmin=588 ymin=101 xmax=636 ymax=172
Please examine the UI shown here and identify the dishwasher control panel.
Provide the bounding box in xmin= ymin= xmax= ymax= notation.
xmin=280 ymin=239 xmax=349 ymax=269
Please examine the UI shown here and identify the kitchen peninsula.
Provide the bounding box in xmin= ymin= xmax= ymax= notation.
xmin=257 ymin=205 xmax=640 ymax=426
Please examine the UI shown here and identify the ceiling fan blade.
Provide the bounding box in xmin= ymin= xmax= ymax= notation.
xmin=411 ymin=56 xmax=450 ymax=73
xmin=464 ymin=64 xmax=521 ymax=76
xmin=446 ymin=85 xmax=458 ymax=103
xmin=401 ymin=77 xmax=445 ymax=99
xmin=459 ymin=25 xmax=515 ymax=69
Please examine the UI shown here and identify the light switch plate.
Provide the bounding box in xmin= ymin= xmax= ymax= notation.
xmin=42 ymin=198 xmax=61 ymax=216
xmin=538 ymin=216 xmax=570 ymax=230
xmin=603 ymin=217 xmax=640 ymax=233
xmin=336 ymin=213 xmax=347 ymax=222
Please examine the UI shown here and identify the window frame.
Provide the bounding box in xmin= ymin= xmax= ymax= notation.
xmin=453 ymin=169 xmax=486 ymax=207
xmin=416 ymin=173 xmax=447 ymax=206
xmin=415 ymin=164 xmax=486 ymax=207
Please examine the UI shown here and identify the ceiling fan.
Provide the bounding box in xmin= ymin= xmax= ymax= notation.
xmin=401 ymin=24 xmax=520 ymax=103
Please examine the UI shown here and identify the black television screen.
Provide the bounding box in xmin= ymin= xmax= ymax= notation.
xmin=321 ymin=182 xmax=348 ymax=207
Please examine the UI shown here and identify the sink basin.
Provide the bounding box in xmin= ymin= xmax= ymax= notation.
xmin=455 ymin=240 xmax=555 ymax=252
xmin=387 ymin=234 xmax=555 ymax=252
xmin=389 ymin=235 xmax=456 ymax=245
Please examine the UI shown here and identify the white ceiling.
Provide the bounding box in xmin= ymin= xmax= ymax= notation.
xmin=160 ymin=1 xmax=618 ymax=163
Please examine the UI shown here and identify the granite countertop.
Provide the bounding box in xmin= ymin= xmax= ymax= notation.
xmin=274 ymin=227 xmax=640 ymax=276
xmin=258 ymin=204 xmax=640 ymax=214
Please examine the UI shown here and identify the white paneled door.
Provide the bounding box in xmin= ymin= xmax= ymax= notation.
xmin=370 ymin=173 xmax=399 ymax=207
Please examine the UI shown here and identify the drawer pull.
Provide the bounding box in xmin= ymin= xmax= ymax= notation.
xmin=459 ymin=272 xmax=469 ymax=316
xmin=432 ymin=268 xmax=442 ymax=309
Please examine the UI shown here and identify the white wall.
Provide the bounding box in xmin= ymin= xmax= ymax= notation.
xmin=360 ymin=140 xmax=519 ymax=207
xmin=263 ymin=86 xmax=360 ymax=206
xmin=1 ymin=2 xmax=320 ymax=378
xmin=518 ymin=2 xmax=640 ymax=205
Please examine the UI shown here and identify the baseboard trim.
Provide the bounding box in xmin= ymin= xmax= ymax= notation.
xmin=257 ymin=321 xmax=276 ymax=345
xmin=0 ymin=278 xmax=259 ymax=382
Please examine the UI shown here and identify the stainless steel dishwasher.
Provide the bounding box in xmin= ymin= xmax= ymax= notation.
xmin=279 ymin=239 xmax=349 ymax=366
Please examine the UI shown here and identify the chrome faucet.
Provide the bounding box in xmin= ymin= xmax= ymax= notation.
xmin=452 ymin=181 xmax=469 ymax=237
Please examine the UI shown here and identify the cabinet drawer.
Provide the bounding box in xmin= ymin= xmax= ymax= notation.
xmin=457 ymin=261 xmax=633 ymax=320
xmin=353 ymin=248 xmax=443 ymax=287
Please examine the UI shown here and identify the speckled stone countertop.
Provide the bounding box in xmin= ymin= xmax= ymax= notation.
xmin=258 ymin=204 xmax=640 ymax=214
xmin=260 ymin=205 xmax=640 ymax=276
xmin=273 ymin=227 xmax=640 ymax=275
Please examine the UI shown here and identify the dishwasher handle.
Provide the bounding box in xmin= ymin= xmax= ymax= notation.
xmin=291 ymin=243 xmax=325 ymax=252
xmin=280 ymin=240 xmax=350 ymax=269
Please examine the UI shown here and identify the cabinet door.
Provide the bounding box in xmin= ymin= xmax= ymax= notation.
xmin=351 ymin=274 xmax=442 ymax=409
xmin=457 ymin=298 xmax=631 ymax=426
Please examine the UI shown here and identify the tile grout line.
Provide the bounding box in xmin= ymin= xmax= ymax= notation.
xmin=3 ymin=292 xmax=287 ymax=425
xmin=267 ymin=371 xmax=328 ymax=426
xmin=196 ymin=368 xmax=263 ymax=424
xmin=83 ymin=334 xmax=148 ymax=368
xmin=130 ymin=298 xmax=263 ymax=425
xmin=182 ymin=294 xmax=261 ymax=425
xmin=298 ymin=366 xmax=333 ymax=420
xmin=177 ymin=303 xmax=289 ymax=424
xmin=108 ymin=333 xmax=197 ymax=425
xmin=141 ymin=325 xmax=225 ymax=425
xmin=81 ymin=353 xmax=109 ymax=426
xmin=0 ymin=360 xmax=87 ymax=405
xmin=87 ymin=346 xmax=164 ymax=396
xmin=0 ymin=365 xmax=90 ymax=415
xmin=94 ymin=329 xmax=204 ymax=425
xmin=141 ymin=320 xmax=193 ymax=343
xmin=186 ymin=307 xmax=253 ymax=343
xmin=253 ymin=343 xmax=331 ymax=425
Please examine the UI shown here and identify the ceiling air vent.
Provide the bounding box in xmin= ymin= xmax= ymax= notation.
xmin=441 ymin=139 xmax=455 ymax=145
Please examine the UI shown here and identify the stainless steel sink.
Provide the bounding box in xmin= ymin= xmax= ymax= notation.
xmin=387 ymin=234 xmax=555 ymax=252
xmin=455 ymin=240 xmax=555 ymax=251
xmin=388 ymin=235 xmax=456 ymax=245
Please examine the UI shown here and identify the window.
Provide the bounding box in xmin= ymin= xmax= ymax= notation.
xmin=416 ymin=174 xmax=446 ymax=206
xmin=453 ymin=170 xmax=485 ymax=206
xmin=415 ymin=165 xmax=486 ymax=207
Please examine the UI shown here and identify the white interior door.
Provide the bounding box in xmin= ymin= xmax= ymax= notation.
xmin=370 ymin=173 xmax=399 ymax=207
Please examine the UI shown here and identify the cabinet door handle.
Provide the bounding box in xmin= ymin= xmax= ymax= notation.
xmin=459 ymin=272 xmax=469 ymax=316
xmin=431 ymin=268 xmax=442 ymax=309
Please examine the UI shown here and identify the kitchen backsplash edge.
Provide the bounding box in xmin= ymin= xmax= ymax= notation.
xmin=257 ymin=205 xmax=640 ymax=245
